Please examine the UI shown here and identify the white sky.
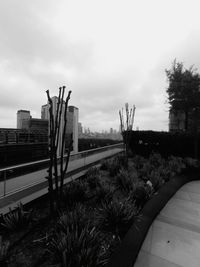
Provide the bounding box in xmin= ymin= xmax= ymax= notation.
xmin=1 ymin=0 xmax=200 ymax=131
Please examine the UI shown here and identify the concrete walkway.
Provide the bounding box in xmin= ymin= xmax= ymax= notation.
xmin=135 ymin=181 xmax=200 ymax=267
xmin=0 ymin=147 xmax=122 ymax=197
xmin=0 ymin=146 xmax=123 ymax=214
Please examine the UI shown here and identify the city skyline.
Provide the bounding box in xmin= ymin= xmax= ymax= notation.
xmin=1 ymin=1 xmax=200 ymax=131
xmin=15 ymin=106 xmax=121 ymax=135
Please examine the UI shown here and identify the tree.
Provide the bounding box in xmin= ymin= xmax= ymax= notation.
xmin=119 ymin=103 xmax=136 ymax=160
xmin=166 ymin=59 xmax=200 ymax=131
xmin=46 ymin=86 xmax=73 ymax=213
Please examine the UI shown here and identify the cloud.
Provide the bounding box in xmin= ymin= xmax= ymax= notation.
xmin=0 ymin=0 xmax=95 ymax=126
xmin=2 ymin=0 xmax=199 ymax=132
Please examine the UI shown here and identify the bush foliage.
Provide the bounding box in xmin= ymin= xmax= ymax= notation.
xmin=96 ymin=198 xmax=138 ymax=238
xmin=85 ymin=166 xmax=101 ymax=189
xmin=1 ymin=203 xmax=32 ymax=232
xmin=0 ymin=236 xmax=9 ymax=266
xmin=4 ymin=151 xmax=199 ymax=266
xmin=49 ymin=205 xmax=107 ymax=267
xmin=62 ymin=179 xmax=88 ymax=208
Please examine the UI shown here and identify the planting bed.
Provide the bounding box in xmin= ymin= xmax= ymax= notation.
xmin=0 ymin=153 xmax=199 ymax=267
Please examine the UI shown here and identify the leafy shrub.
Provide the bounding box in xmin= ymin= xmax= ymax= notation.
xmin=56 ymin=204 xmax=93 ymax=235
xmin=149 ymin=153 xmax=165 ymax=168
xmin=145 ymin=181 xmax=154 ymax=198
xmin=116 ymin=154 xmax=128 ymax=169
xmin=130 ymin=168 xmax=139 ymax=181
xmin=115 ymin=169 xmax=135 ymax=194
xmin=184 ymin=157 xmax=200 ymax=168
xmin=49 ymin=203 xmax=107 ymax=266
xmin=85 ymin=166 xmax=100 ymax=177
xmin=96 ymin=198 xmax=138 ymax=238
xmin=0 ymin=236 xmax=9 ymax=267
xmin=85 ymin=167 xmax=101 ymax=189
xmin=95 ymin=183 xmax=113 ymax=203
xmin=128 ymin=181 xmax=152 ymax=208
xmin=62 ymin=180 xmax=88 ymax=208
xmin=1 ymin=203 xmax=32 ymax=232
xmin=98 ymin=234 xmax=121 ymax=266
xmin=157 ymin=165 xmax=174 ymax=182
xmin=105 ymin=154 xmax=128 ymax=177
xmin=49 ymin=225 xmax=105 ymax=267
xmin=108 ymin=160 xmax=121 ymax=177
xmin=138 ymin=161 xmax=153 ymax=181
xmin=132 ymin=155 xmax=146 ymax=170
xmin=147 ymin=170 xmax=164 ymax=191
xmin=168 ymin=156 xmax=186 ymax=174
xmin=100 ymin=159 xmax=111 ymax=171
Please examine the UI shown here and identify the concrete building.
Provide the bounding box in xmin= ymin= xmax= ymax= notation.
xmin=78 ymin=122 xmax=83 ymax=137
xmin=68 ymin=106 xmax=78 ymax=153
xmin=21 ymin=118 xmax=48 ymax=133
xmin=17 ymin=110 xmax=31 ymax=129
xmin=17 ymin=98 xmax=79 ymax=153
xmin=41 ymin=104 xmax=49 ymax=121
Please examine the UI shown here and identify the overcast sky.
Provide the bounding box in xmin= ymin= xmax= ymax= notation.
xmin=1 ymin=0 xmax=200 ymax=132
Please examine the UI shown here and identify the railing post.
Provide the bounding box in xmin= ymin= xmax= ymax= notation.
xmin=4 ymin=170 xmax=6 ymax=196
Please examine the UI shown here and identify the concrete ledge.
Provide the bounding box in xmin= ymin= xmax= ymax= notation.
xmin=106 ymin=168 xmax=200 ymax=267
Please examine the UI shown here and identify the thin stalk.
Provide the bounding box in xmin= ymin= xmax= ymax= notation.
xmin=64 ymin=134 xmax=73 ymax=174
xmin=55 ymin=87 xmax=62 ymax=149
xmin=60 ymin=89 xmax=72 ymax=192
xmin=60 ymin=134 xmax=73 ymax=196
xmin=46 ymin=90 xmax=55 ymax=213
xmin=56 ymin=87 xmax=65 ymax=149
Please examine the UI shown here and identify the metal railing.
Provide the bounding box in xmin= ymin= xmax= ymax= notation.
xmin=0 ymin=143 xmax=123 ymax=197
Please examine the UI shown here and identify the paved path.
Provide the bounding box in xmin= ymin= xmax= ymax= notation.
xmin=0 ymin=147 xmax=122 ymax=197
xmin=135 ymin=181 xmax=200 ymax=267
xmin=0 ymin=147 xmax=123 ymax=214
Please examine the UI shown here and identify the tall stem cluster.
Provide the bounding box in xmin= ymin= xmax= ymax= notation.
xmin=46 ymin=86 xmax=73 ymax=213
xmin=119 ymin=103 xmax=136 ymax=159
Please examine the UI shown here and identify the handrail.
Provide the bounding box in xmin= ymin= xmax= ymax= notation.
xmin=0 ymin=142 xmax=123 ymax=173
xmin=74 ymin=142 xmax=123 ymax=155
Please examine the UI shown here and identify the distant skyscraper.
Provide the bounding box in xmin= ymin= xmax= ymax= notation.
xmin=17 ymin=110 xmax=31 ymax=129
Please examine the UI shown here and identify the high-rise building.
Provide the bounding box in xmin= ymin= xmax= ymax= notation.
xmin=21 ymin=118 xmax=48 ymax=133
xmin=68 ymin=106 xmax=79 ymax=153
xmin=17 ymin=110 xmax=31 ymax=129
xmin=41 ymin=104 xmax=49 ymax=120
xmin=78 ymin=122 xmax=83 ymax=137
xmin=41 ymin=97 xmax=79 ymax=154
